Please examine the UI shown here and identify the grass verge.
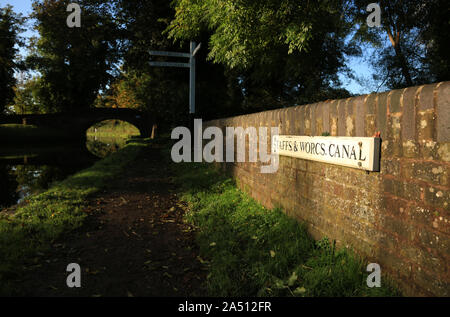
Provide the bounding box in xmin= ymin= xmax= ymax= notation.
xmin=172 ymin=161 xmax=400 ymax=297
xmin=0 ymin=124 xmax=75 ymax=144
xmin=86 ymin=120 xmax=141 ymax=138
xmin=0 ymin=138 xmax=149 ymax=295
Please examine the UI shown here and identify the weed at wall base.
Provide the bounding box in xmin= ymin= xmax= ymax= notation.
xmin=172 ymin=161 xmax=400 ymax=297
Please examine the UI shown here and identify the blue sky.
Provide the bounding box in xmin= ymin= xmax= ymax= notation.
xmin=1 ymin=0 xmax=36 ymax=36
xmin=2 ymin=0 xmax=380 ymax=96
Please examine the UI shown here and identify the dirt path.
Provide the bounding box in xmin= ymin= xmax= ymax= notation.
xmin=15 ymin=144 xmax=207 ymax=296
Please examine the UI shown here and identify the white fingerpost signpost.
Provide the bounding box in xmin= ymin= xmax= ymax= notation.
xmin=149 ymin=41 xmax=201 ymax=115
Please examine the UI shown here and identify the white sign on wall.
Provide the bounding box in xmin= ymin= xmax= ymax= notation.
xmin=272 ymin=135 xmax=381 ymax=172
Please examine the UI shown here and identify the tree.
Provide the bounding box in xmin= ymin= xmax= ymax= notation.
xmin=420 ymin=0 xmax=450 ymax=83
xmin=110 ymin=0 xmax=241 ymax=128
xmin=168 ymin=0 xmax=345 ymax=69
xmin=167 ymin=0 xmax=356 ymax=111
xmin=350 ymin=0 xmax=449 ymax=89
xmin=11 ymin=75 xmax=45 ymax=114
xmin=0 ymin=6 xmax=24 ymax=114
xmin=27 ymin=0 xmax=119 ymax=113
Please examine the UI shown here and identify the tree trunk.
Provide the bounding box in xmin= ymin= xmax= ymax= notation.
xmin=394 ymin=44 xmax=413 ymax=86
xmin=387 ymin=29 xmax=413 ymax=86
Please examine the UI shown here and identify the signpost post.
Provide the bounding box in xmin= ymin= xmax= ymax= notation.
xmin=149 ymin=41 xmax=200 ymax=116
xmin=149 ymin=41 xmax=201 ymax=140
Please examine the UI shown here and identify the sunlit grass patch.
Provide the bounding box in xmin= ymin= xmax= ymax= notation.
xmin=172 ymin=162 xmax=400 ymax=297
xmin=86 ymin=120 xmax=140 ymax=138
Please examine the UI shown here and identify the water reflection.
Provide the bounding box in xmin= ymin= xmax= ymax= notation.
xmin=0 ymin=164 xmax=19 ymax=208
xmin=0 ymin=136 xmax=129 ymax=210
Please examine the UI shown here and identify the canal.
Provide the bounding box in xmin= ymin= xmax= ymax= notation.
xmin=0 ymin=135 xmax=130 ymax=211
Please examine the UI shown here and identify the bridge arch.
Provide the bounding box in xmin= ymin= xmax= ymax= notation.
xmin=0 ymin=108 xmax=153 ymax=142
xmin=85 ymin=119 xmax=141 ymax=137
xmin=79 ymin=109 xmax=152 ymax=139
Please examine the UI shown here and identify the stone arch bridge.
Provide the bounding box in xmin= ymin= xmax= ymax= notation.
xmin=0 ymin=108 xmax=153 ymax=141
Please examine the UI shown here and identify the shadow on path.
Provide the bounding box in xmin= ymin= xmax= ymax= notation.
xmin=15 ymin=144 xmax=207 ymax=296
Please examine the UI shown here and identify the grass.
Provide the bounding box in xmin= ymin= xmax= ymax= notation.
xmin=0 ymin=138 xmax=149 ymax=295
xmin=86 ymin=120 xmax=141 ymax=138
xmin=172 ymin=161 xmax=400 ymax=297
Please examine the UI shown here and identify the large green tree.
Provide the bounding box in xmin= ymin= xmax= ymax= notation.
xmin=27 ymin=0 xmax=119 ymax=113
xmin=0 ymin=6 xmax=24 ymax=114
xmin=167 ymin=0 xmax=357 ymax=112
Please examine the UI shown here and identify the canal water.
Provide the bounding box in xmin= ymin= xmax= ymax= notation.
xmin=0 ymin=135 xmax=129 ymax=211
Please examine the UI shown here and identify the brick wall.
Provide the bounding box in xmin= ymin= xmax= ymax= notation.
xmin=205 ymin=81 xmax=450 ymax=296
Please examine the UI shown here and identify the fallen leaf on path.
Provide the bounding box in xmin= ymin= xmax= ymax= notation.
xmin=131 ymin=231 xmax=142 ymax=239
xmin=163 ymin=272 xmax=172 ymax=278
xmin=197 ymin=256 xmax=209 ymax=264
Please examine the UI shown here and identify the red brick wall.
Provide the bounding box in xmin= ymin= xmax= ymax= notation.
xmin=205 ymin=82 xmax=450 ymax=296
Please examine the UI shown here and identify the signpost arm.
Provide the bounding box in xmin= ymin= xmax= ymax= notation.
xmin=148 ymin=41 xmax=201 ymax=133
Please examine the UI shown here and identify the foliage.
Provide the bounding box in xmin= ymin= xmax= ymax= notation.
xmin=167 ymin=0 xmax=357 ymax=111
xmin=100 ymin=69 xmax=188 ymax=128
xmin=26 ymin=0 xmax=119 ymax=113
xmin=349 ymin=0 xmax=450 ymax=89
xmin=420 ymin=0 xmax=450 ymax=83
xmin=0 ymin=5 xmax=25 ymax=113
xmin=11 ymin=76 xmax=46 ymax=114
xmin=4 ymin=0 xmax=449 ymax=123
xmin=168 ymin=0 xmax=343 ymax=69
xmin=173 ymin=161 xmax=399 ymax=297
xmin=112 ymin=0 xmax=239 ymax=126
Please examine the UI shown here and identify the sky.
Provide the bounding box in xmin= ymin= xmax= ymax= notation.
xmin=1 ymin=0 xmax=36 ymax=37
xmin=2 ymin=0 xmax=380 ymax=96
